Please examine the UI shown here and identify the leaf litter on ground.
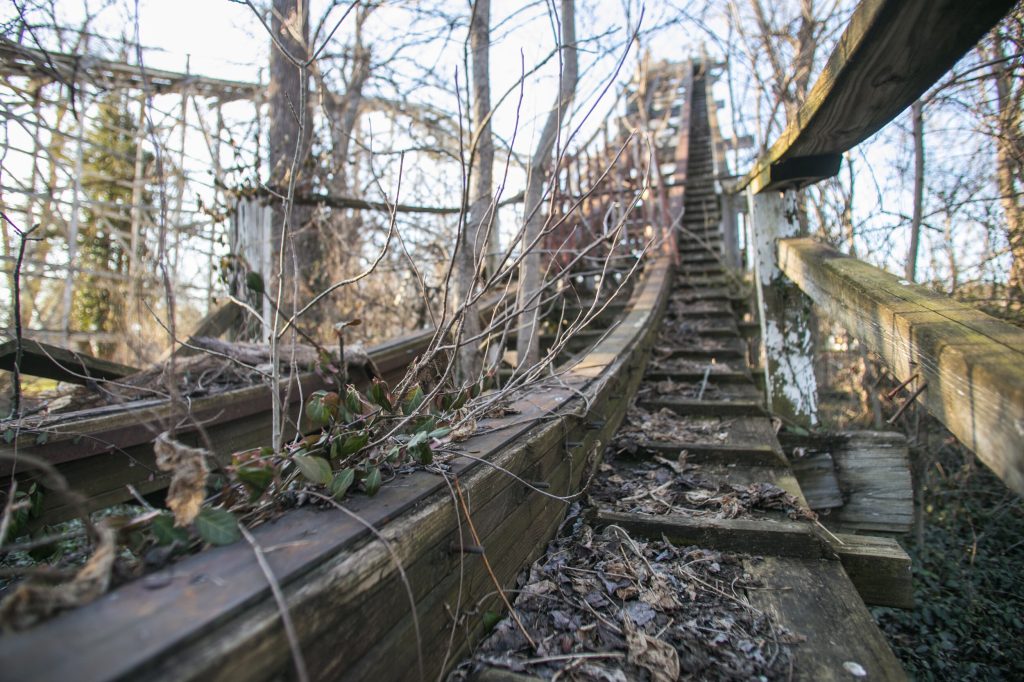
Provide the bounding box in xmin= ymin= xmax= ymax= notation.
xmin=451 ymin=503 xmax=795 ymax=681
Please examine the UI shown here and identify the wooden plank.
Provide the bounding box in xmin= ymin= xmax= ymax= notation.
xmin=778 ymin=237 xmax=1024 ymax=494
xmin=740 ymin=0 xmax=1016 ymax=193
xmin=630 ymin=439 xmax=789 ymax=468
xmin=791 ymin=451 xmax=844 ymax=510
xmin=644 ymin=369 xmax=750 ymax=383
xmin=173 ymin=300 xmax=243 ymax=357
xmin=831 ymin=533 xmax=914 ymax=609
xmin=744 ymin=556 xmax=906 ymax=680
xmin=0 ymin=338 xmax=138 ymax=383
xmin=640 ymin=397 xmax=767 ymax=417
xmin=829 ymin=431 xmax=913 ymax=534
xmin=595 ymin=509 xmax=822 ymax=559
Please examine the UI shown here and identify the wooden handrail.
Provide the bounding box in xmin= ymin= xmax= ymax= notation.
xmin=737 ymin=0 xmax=1015 ymax=194
xmin=778 ymin=238 xmax=1024 ymax=495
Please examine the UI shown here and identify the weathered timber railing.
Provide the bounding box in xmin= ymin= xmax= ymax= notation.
xmin=0 ymin=325 xmax=440 ymax=525
xmin=726 ymin=0 xmax=1023 ymax=492
xmin=778 ymin=238 xmax=1024 ymax=494
xmin=0 ymin=55 xmax=692 ymax=681
xmin=0 ymin=235 xmax=677 ymax=682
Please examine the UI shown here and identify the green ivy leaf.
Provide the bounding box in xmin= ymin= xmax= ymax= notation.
xmin=385 ymin=446 xmax=402 ymax=464
xmin=330 ymin=468 xmax=356 ymax=499
xmin=152 ymin=513 xmax=191 ymax=546
xmin=305 ymin=391 xmax=338 ymax=427
xmin=333 ymin=431 xmax=369 ymax=459
xmin=293 ymin=455 xmax=333 ymax=485
xmin=482 ymin=610 xmax=502 ymax=631
xmin=364 ymin=466 xmax=382 ymax=496
xmin=3 ymin=429 xmax=15 ymax=444
xmin=416 ymin=443 xmax=433 ymax=466
xmin=428 ymin=427 xmax=452 ymax=440
xmin=368 ymin=380 xmax=392 ymax=412
xmin=245 ymin=271 xmax=265 ymax=295
xmin=34 ymin=431 xmax=49 ymax=446
xmin=236 ymin=464 xmax=274 ymax=496
xmin=406 ymin=431 xmax=427 ymax=449
xmin=403 ymin=385 xmax=425 ymax=416
xmin=28 ymin=485 xmax=44 ymax=519
xmin=450 ymin=388 xmax=469 ymax=411
xmin=194 ymin=507 xmax=241 ymax=546
xmin=345 ymin=386 xmax=363 ymax=414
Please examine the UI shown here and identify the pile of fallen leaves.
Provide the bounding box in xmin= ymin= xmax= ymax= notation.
xmin=590 ymin=451 xmax=813 ymax=521
xmin=453 ymin=505 xmax=795 ymax=681
xmin=615 ymin=404 xmax=734 ymax=445
xmin=637 ymin=378 xmax=723 ymax=401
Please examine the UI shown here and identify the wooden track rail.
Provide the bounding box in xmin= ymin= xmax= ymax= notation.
xmin=0 ymin=57 xmax=690 ymax=682
xmin=0 ymin=205 xmax=676 ymax=682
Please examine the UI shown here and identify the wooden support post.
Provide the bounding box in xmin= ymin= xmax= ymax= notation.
xmin=60 ymin=107 xmax=87 ymax=349
xmin=747 ymin=187 xmax=819 ymax=426
xmin=720 ymin=192 xmax=741 ymax=269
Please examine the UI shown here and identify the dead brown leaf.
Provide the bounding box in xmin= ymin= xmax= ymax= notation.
xmin=623 ymin=613 xmax=680 ymax=682
xmin=0 ymin=522 xmax=116 ymax=631
xmin=154 ymin=431 xmax=209 ymax=526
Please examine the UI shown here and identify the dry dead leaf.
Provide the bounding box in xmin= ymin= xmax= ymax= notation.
xmin=623 ymin=613 xmax=680 ymax=682
xmin=0 ymin=522 xmax=116 ymax=631
xmin=448 ymin=418 xmax=478 ymax=443
xmin=154 ymin=431 xmax=210 ymax=526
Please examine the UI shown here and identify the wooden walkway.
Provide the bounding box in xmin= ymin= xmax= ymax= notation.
xmin=467 ymin=69 xmax=908 ymax=681
xmin=643 ymin=73 xmax=904 ymax=679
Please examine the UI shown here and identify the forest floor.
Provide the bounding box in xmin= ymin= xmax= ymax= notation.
xmin=870 ymin=435 xmax=1024 ymax=680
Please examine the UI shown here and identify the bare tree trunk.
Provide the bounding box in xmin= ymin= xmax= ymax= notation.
xmin=268 ymin=0 xmax=314 ymax=320
xmin=989 ymin=28 xmax=1024 ymax=303
xmin=516 ymin=0 xmax=577 ymax=369
xmin=906 ymin=99 xmax=925 ymax=282
xmin=455 ymin=0 xmax=492 ymax=382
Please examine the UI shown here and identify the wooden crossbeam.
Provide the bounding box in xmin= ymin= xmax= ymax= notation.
xmin=596 ymin=510 xmax=913 ymax=608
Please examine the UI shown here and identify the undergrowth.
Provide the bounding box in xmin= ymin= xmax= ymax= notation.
xmin=871 ymin=441 xmax=1024 ymax=680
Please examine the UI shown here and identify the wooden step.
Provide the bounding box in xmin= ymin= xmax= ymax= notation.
xmin=639 ymin=397 xmax=768 ymax=417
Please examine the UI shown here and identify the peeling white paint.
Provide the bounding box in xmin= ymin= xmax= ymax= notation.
xmin=765 ymin=319 xmax=819 ymax=424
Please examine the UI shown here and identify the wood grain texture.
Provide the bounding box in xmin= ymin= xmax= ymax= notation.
xmin=595 ymin=509 xmax=823 ymax=559
xmin=740 ymin=0 xmax=1016 ymax=192
xmin=744 ymin=556 xmax=907 ymax=680
xmin=832 ymin=532 xmax=914 ymax=609
xmin=779 ymin=237 xmax=1024 ymax=494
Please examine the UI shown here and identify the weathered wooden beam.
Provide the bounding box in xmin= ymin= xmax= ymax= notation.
xmin=832 ymin=532 xmax=914 ymax=609
xmin=791 ymin=451 xmax=844 ymax=510
xmin=598 ymin=510 xmax=913 ymax=609
xmin=744 ymin=557 xmax=907 ymax=678
xmin=779 ymin=237 xmax=1024 ymax=494
xmin=0 ymin=338 xmax=138 ymax=384
xmin=595 ymin=509 xmax=823 ymax=559
xmin=739 ymin=0 xmax=1016 ymax=193
xmin=628 ymin=439 xmax=789 ymax=468
xmin=638 ymin=397 xmax=767 ymax=418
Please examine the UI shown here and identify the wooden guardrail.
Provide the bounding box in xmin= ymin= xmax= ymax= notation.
xmin=731 ymin=0 xmax=1020 ymax=439
xmin=738 ymin=0 xmax=1015 ymax=194
xmin=778 ymin=238 xmax=1024 ymax=495
xmin=0 ymin=249 xmax=676 ymax=681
